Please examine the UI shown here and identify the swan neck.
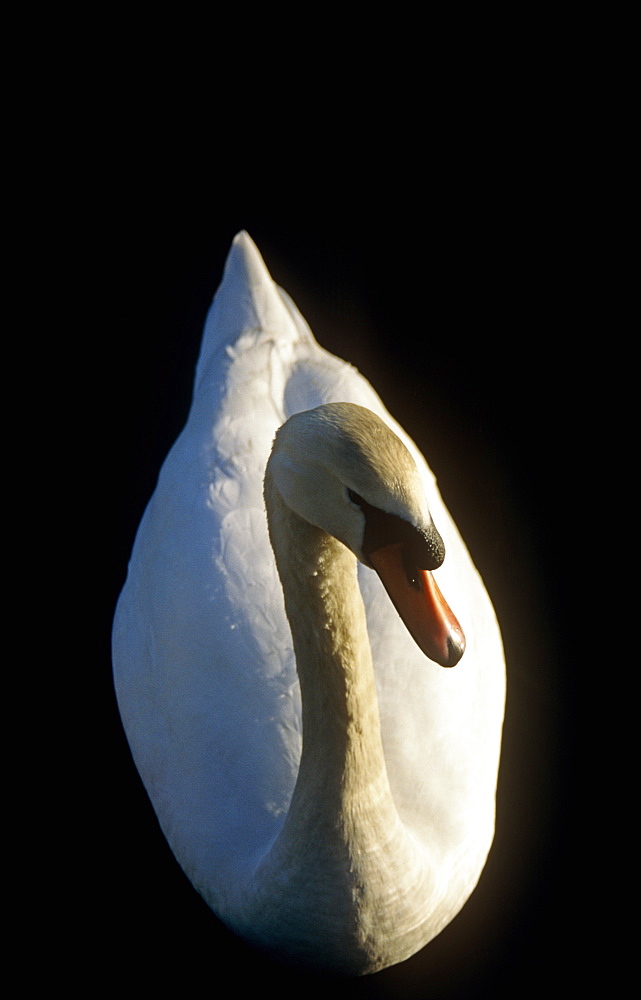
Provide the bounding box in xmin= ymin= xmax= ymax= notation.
xmin=264 ymin=473 xmax=392 ymax=814
xmin=243 ymin=472 xmax=433 ymax=972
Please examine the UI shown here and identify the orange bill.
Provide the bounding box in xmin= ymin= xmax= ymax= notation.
xmin=369 ymin=542 xmax=465 ymax=667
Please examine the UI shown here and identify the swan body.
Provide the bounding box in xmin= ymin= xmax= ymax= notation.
xmin=112 ymin=232 xmax=506 ymax=975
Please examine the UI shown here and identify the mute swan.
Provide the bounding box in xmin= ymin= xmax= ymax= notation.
xmin=112 ymin=231 xmax=505 ymax=975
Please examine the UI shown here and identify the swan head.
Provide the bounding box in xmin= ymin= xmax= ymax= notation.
xmin=267 ymin=403 xmax=465 ymax=667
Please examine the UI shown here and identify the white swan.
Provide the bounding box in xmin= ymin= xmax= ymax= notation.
xmin=112 ymin=231 xmax=506 ymax=975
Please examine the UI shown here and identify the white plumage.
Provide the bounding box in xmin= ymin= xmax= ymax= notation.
xmin=112 ymin=231 xmax=506 ymax=974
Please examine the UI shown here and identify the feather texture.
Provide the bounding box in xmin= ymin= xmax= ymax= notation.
xmin=112 ymin=231 xmax=506 ymax=973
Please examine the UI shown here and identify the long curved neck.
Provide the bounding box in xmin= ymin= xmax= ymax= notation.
xmin=243 ymin=474 xmax=431 ymax=972
xmin=265 ymin=471 xmax=394 ymax=829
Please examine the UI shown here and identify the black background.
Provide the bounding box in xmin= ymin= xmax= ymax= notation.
xmin=39 ymin=42 xmax=626 ymax=998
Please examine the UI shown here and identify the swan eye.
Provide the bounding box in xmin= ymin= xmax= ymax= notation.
xmin=347 ymin=489 xmax=444 ymax=573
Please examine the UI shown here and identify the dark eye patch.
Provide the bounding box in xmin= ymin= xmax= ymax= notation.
xmin=347 ymin=489 xmax=445 ymax=571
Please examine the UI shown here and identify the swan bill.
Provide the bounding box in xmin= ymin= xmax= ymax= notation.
xmin=369 ymin=542 xmax=466 ymax=668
